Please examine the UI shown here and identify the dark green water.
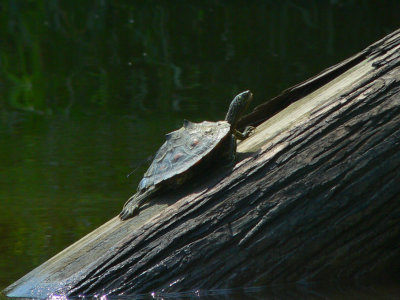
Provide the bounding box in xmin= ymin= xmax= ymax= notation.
xmin=1 ymin=1 xmax=399 ymax=298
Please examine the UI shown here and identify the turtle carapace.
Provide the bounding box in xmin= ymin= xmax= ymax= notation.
xmin=119 ymin=90 xmax=254 ymax=220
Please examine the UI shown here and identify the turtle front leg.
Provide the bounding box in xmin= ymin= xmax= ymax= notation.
xmin=221 ymin=135 xmax=237 ymax=164
xmin=233 ymin=126 xmax=255 ymax=140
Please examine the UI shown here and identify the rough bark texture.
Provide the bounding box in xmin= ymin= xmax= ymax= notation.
xmin=5 ymin=30 xmax=400 ymax=298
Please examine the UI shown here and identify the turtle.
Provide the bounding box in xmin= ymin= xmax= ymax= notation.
xmin=119 ymin=90 xmax=254 ymax=220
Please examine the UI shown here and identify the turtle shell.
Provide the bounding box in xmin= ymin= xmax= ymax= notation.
xmin=137 ymin=120 xmax=231 ymax=193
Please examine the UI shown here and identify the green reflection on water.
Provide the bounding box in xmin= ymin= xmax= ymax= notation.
xmin=1 ymin=0 xmax=399 ymax=294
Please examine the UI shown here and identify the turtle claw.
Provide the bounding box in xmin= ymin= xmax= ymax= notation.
xmin=119 ymin=203 xmax=139 ymax=220
xmin=243 ymin=126 xmax=255 ymax=138
xmin=119 ymin=188 xmax=156 ymax=220
xmin=119 ymin=196 xmax=140 ymax=220
xmin=233 ymin=125 xmax=255 ymax=140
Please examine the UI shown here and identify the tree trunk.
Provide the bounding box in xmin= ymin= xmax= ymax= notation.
xmin=5 ymin=29 xmax=400 ymax=298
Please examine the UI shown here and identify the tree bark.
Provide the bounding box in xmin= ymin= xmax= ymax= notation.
xmin=5 ymin=29 xmax=400 ymax=298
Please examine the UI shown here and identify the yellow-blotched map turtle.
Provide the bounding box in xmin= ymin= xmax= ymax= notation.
xmin=119 ymin=90 xmax=254 ymax=220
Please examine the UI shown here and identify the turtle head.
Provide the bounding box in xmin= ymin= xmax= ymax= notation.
xmin=225 ymin=90 xmax=253 ymax=129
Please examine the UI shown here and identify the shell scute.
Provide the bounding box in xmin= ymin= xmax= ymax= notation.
xmin=139 ymin=121 xmax=231 ymax=192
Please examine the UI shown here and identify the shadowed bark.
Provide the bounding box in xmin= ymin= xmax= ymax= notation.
xmin=5 ymin=29 xmax=400 ymax=298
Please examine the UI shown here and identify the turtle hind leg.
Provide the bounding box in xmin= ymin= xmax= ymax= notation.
xmin=119 ymin=187 xmax=157 ymax=220
xmin=119 ymin=194 xmax=141 ymax=220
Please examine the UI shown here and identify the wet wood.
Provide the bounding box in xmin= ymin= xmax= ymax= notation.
xmin=5 ymin=29 xmax=400 ymax=298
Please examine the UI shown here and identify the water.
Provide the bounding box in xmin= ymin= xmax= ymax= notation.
xmin=1 ymin=1 xmax=399 ymax=297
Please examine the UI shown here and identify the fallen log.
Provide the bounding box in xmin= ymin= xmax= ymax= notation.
xmin=5 ymin=29 xmax=400 ymax=298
